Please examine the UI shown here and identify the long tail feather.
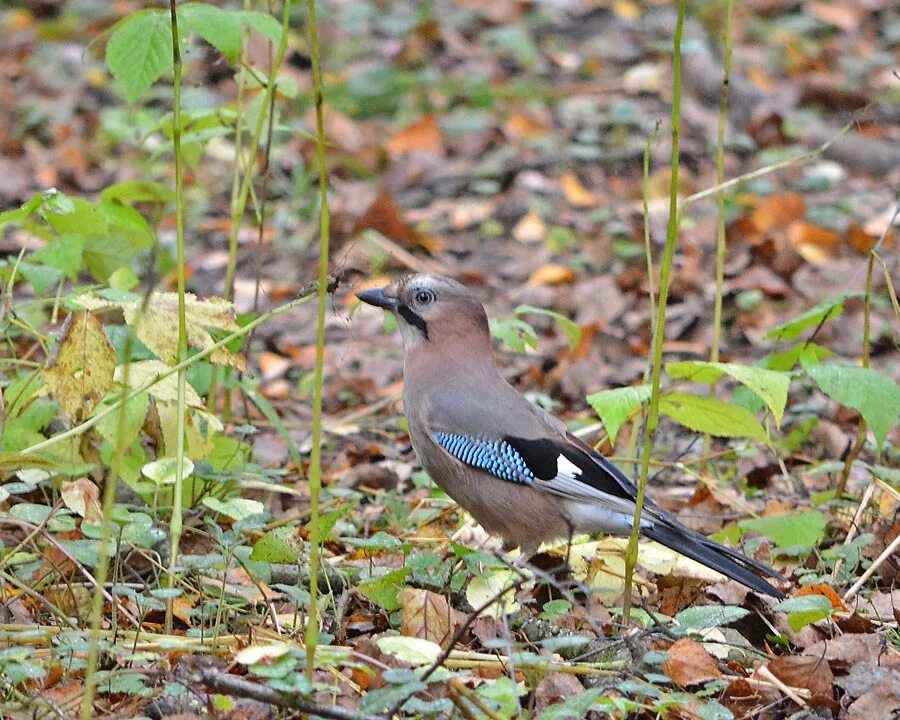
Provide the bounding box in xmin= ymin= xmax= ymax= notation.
xmin=643 ymin=523 xmax=785 ymax=599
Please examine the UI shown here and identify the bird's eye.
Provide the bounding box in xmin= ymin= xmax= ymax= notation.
xmin=414 ymin=289 xmax=436 ymax=305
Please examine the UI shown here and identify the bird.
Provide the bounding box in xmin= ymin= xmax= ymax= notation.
xmin=356 ymin=274 xmax=786 ymax=598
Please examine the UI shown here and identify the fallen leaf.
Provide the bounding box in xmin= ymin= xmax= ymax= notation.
xmin=560 ymin=171 xmax=598 ymax=207
xmin=528 ymin=263 xmax=575 ymax=286
xmin=61 ymin=478 xmax=103 ymax=525
xmin=397 ymin=588 xmax=465 ymax=647
xmin=663 ymin=638 xmax=722 ymax=687
xmin=768 ymin=655 xmax=834 ymax=696
xmin=796 ymin=583 xmax=847 ymax=611
xmin=354 ymin=192 xmax=425 ymax=249
xmin=846 ymin=223 xmax=891 ymax=254
xmin=512 ymin=209 xmax=547 ymax=243
xmin=503 ymin=112 xmax=549 ymax=139
xmin=258 ymin=351 xmax=292 ymax=381
xmin=789 ymin=222 xmax=839 ymax=264
xmin=846 ymin=666 xmax=900 ymax=720
xmin=385 ymin=114 xmax=444 ymax=158
xmin=749 ymin=193 xmax=806 ymax=235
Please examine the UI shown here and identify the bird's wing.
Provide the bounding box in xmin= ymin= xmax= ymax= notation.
xmin=431 ymin=429 xmax=786 ymax=598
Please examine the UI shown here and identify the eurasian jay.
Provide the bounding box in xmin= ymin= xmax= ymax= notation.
xmin=357 ymin=274 xmax=785 ymax=598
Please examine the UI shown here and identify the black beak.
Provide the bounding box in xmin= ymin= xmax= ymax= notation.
xmin=356 ymin=287 xmax=399 ymax=311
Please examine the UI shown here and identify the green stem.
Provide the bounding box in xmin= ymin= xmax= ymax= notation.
xmin=704 ymin=0 xmax=735 ymax=465
xmin=210 ymin=0 xmax=293 ymax=417
xmin=835 ymin=252 xmax=873 ymax=498
xmin=304 ymin=0 xmax=330 ymax=681
xmin=622 ymin=0 xmax=686 ymax=624
xmin=164 ymin=0 xmax=189 ymax=636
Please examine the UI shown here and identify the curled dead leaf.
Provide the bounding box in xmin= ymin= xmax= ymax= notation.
xmin=528 ymin=263 xmax=576 ymax=287
xmin=663 ymin=638 xmax=722 ymax=687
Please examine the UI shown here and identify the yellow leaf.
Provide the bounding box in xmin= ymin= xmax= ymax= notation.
xmin=528 ymin=263 xmax=575 ymax=286
xmin=512 ymin=209 xmax=547 ymax=243
xmin=45 ymin=311 xmax=116 ymax=421
xmin=560 ymin=171 xmax=598 ymax=207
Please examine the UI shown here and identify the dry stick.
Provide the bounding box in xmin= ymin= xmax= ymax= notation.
xmin=200 ymin=669 xmax=386 ymax=720
xmin=305 ymin=0 xmax=330 ymax=683
xmin=844 ymin=530 xmax=900 ymax=603
xmin=832 ymin=480 xmax=875 ymax=582
xmin=623 ymin=0 xmax=687 ymax=624
xmin=363 ymin=229 xmax=449 ymax=275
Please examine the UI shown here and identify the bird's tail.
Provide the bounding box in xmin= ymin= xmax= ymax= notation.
xmin=643 ymin=522 xmax=785 ymax=599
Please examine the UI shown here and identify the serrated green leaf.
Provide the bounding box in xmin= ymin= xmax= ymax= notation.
xmin=358 ymin=568 xmax=411 ymax=611
xmin=251 ymin=527 xmax=303 ymax=564
xmin=93 ymin=389 xmax=149 ymax=449
xmin=766 ymin=293 xmax=856 ymax=340
xmin=180 ymin=3 xmax=243 ymax=62
xmin=675 ymin=605 xmax=749 ymax=630
xmin=586 ymin=384 xmax=651 ymax=444
xmin=29 ymin=235 xmax=84 ymax=281
xmin=44 ymin=197 xmax=108 ymax=237
xmin=659 ymin=393 xmax=766 ymax=440
xmin=105 ymin=10 xmax=174 ymax=104
xmin=739 ymin=510 xmax=825 ymax=552
xmin=515 ymin=305 xmax=581 ymax=351
xmin=773 ymin=595 xmax=832 ymax=631
xmin=804 ymin=363 xmax=900 ymax=449
xmin=235 ymin=10 xmax=283 ymax=44
xmin=666 ymin=361 xmax=789 ymax=426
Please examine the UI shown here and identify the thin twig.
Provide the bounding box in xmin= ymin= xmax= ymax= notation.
xmin=844 ymin=528 xmax=900 ymax=602
xmin=200 ymin=669 xmax=386 ymax=720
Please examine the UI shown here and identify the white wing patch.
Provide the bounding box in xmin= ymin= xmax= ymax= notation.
xmin=556 ymin=455 xmax=582 ymax=478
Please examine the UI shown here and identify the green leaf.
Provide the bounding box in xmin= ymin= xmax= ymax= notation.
xmin=29 ymin=235 xmax=84 ymax=281
xmin=659 ymin=393 xmax=767 ymax=440
xmin=142 ymin=457 xmax=195 ymax=486
xmin=358 ymin=568 xmax=411 ymax=611
xmin=101 ymin=180 xmax=175 ymax=204
xmin=675 ymin=605 xmax=749 ymax=630
xmin=44 ymin=197 xmax=108 ymax=237
xmin=203 ymin=497 xmax=265 ymax=521
xmin=739 ymin=510 xmax=825 ymax=553
xmin=766 ymin=293 xmax=857 ymax=340
xmin=773 ymin=595 xmax=832 ymax=631
xmin=343 ymin=531 xmax=402 ymax=551
xmin=666 ymin=361 xmax=789 ymax=427
xmin=515 ymin=304 xmax=581 ymax=351
xmin=803 ymin=362 xmax=900 ymax=450
xmin=94 ymin=390 xmax=149 ymax=449
xmin=105 ymin=10 xmax=174 ymax=104
xmin=490 ymin=317 xmax=537 ymax=353
xmin=180 ymin=3 xmax=243 ymax=63
xmin=536 ymin=689 xmax=605 ymax=720
xmin=235 ymin=10 xmax=283 ymax=44
xmin=376 ymin=636 xmax=441 ymax=665
xmin=586 ymin=384 xmax=651 ymax=445
xmin=0 ymin=192 xmax=43 ymax=229
xmin=251 ymin=527 xmax=303 ymax=564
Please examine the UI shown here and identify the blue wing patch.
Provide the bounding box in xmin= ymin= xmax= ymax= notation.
xmin=432 ymin=432 xmax=534 ymax=485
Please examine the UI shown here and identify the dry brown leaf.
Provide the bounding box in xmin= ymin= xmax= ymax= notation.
xmin=528 ymin=263 xmax=575 ymax=287
xmin=503 ymin=112 xmax=549 ymax=139
xmin=560 ymin=171 xmax=598 ymax=207
xmin=385 ymin=114 xmax=444 ymax=158
xmin=847 ymin=668 xmax=900 ymax=720
xmin=846 ymin=223 xmax=891 ymax=254
xmin=397 ymin=588 xmax=464 ymax=647
xmin=258 ymin=351 xmax=292 ymax=381
xmin=749 ymin=193 xmax=806 ymax=235
xmin=61 ymin=478 xmax=103 ymax=525
xmin=512 ymin=209 xmax=547 ymax=243
xmin=789 ymin=222 xmax=840 ymax=264
xmin=796 ymin=583 xmax=847 ymax=611
xmin=768 ymin=655 xmax=834 ymax=696
xmin=663 ymin=638 xmax=722 ymax=687
xmin=354 ymin=192 xmax=424 ymax=249
xmin=45 ymin=311 xmax=116 ymax=422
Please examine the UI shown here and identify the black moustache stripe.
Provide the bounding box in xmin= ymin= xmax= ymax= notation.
xmin=398 ymin=304 xmax=429 ymax=339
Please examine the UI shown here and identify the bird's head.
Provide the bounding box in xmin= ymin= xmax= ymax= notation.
xmin=356 ymin=274 xmax=490 ymax=352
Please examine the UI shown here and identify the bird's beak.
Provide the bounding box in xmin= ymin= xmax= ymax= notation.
xmin=356 ymin=287 xmax=399 ymax=311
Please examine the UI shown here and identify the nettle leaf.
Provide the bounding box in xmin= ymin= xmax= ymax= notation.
xmin=766 ymin=293 xmax=857 ymax=340
xmin=515 ymin=304 xmax=581 ymax=350
xmin=586 ymin=384 xmax=651 ymax=445
xmin=774 ymin=595 xmax=833 ymax=631
xmin=675 ymin=605 xmax=750 ymax=631
xmin=739 ymin=510 xmax=825 ymax=554
xmin=105 ymin=10 xmax=174 ymax=104
xmin=251 ymin=527 xmax=303 ymax=564
xmin=490 ymin=317 xmax=537 ymax=353
xmin=803 ymin=362 xmax=900 ymax=450
xmin=659 ymin=393 xmax=766 ymax=441
xmin=666 ymin=361 xmax=789 ymax=427
xmin=358 ymin=568 xmax=412 ymax=611
xmin=180 ymin=3 xmax=243 ymax=62
xmin=29 ymin=235 xmax=84 ymax=281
